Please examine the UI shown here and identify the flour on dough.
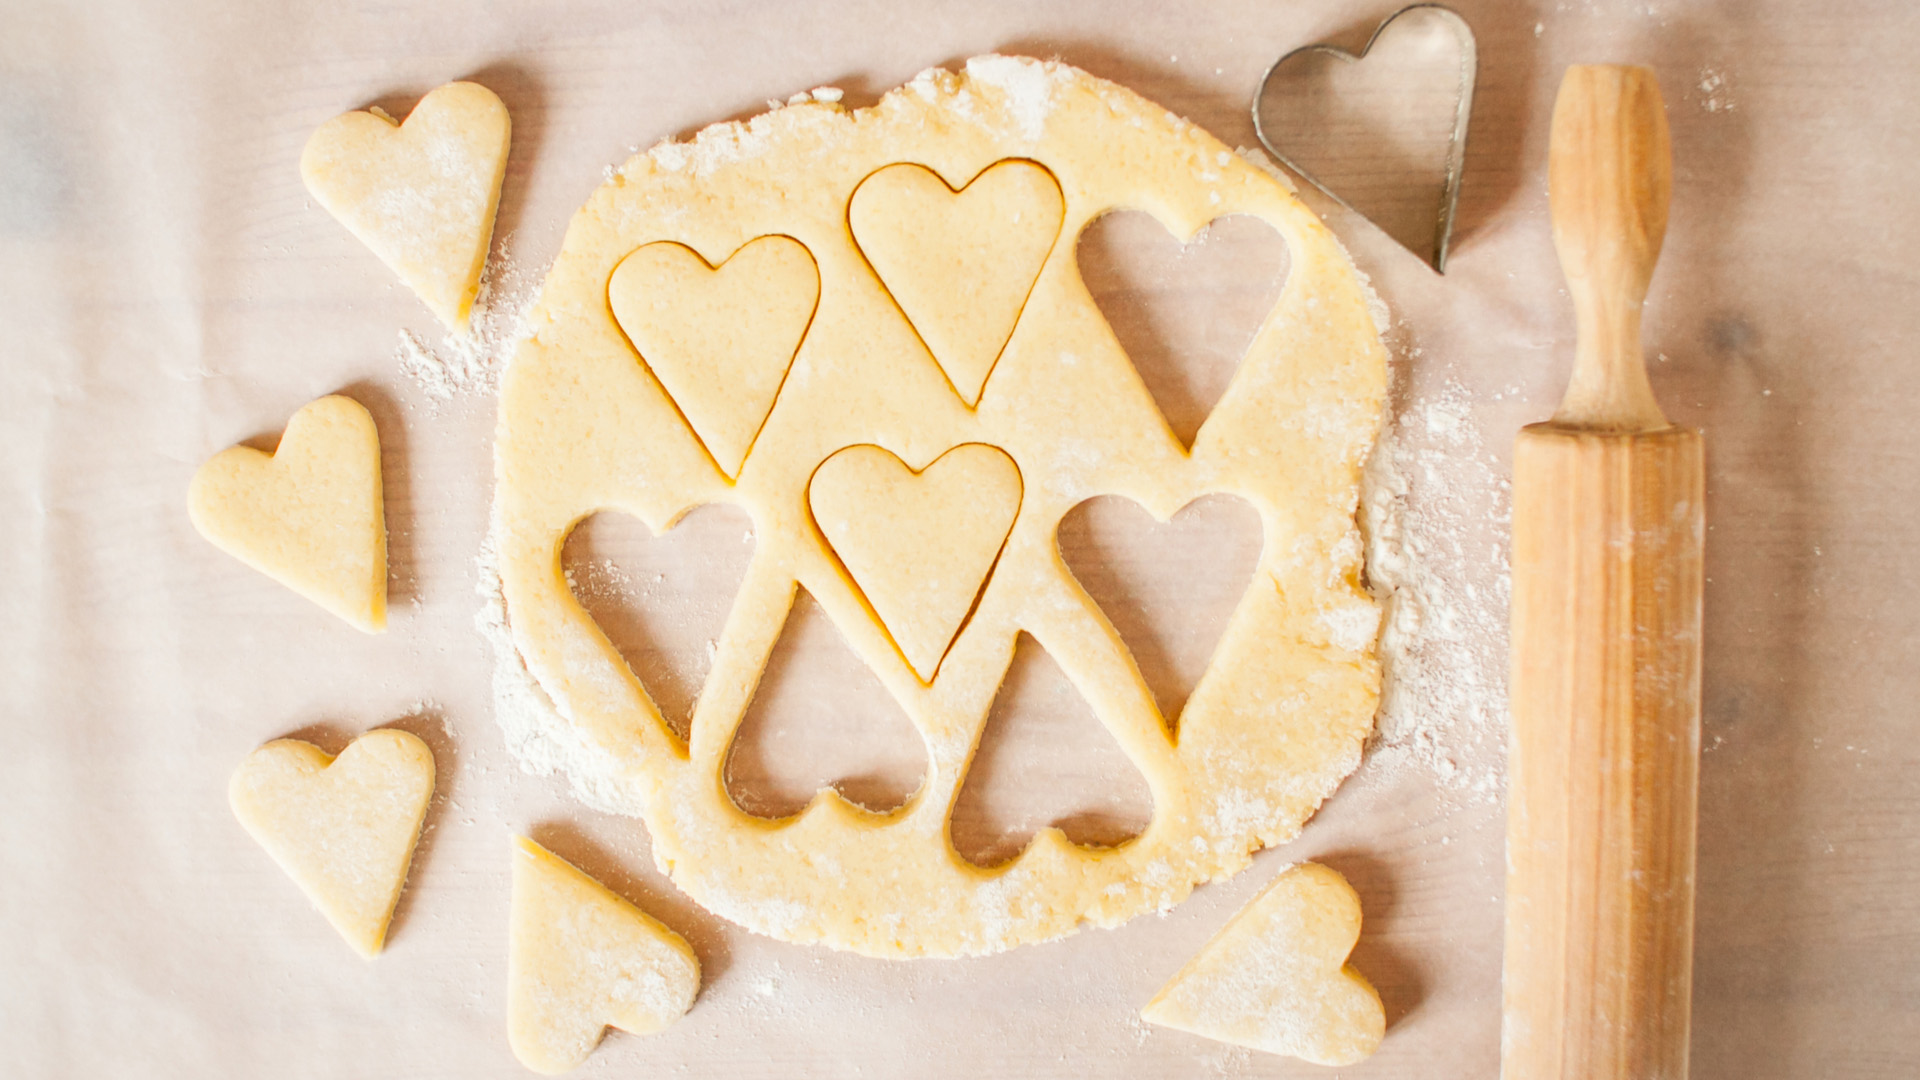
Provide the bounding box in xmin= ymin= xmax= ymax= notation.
xmin=490 ymin=56 xmax=1388 ymax=957
xmin=302 ymin=81 xmax=510 ymax=332
xmin=190 ymin=394 xmax=387 ymax=633
xmin=508 ymin=836 xmax=700 ymax=1075
xmin=1141 ymin=862 xmax=1384 ymax=1066
xmin=228 ymin=729 xmax=435 ymax=959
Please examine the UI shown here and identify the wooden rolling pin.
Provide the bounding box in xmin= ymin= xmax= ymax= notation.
xmin=1502 ymin=66 xmax=1705 ymax=1080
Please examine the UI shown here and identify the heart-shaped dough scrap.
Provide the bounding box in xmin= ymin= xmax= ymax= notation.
xmin=189 ymin=394 xmax=387 ymax=633
xmin=228 ymin=729 xmax=435 ymax=959
xmin=1141 ymin=862 xmax=1385 ymax=1066
xmin=301 ymin=80 xmax=510 ymax=331
xmin=508 ymin=836 xmax=701 ymax=1075
xmin=850 ymin=160 xmax=1064 ymax=406
xmin=808 ymin=443 xmax=1022 ymax=681
xmin=609 ymin=236 xmax=819 ymax=478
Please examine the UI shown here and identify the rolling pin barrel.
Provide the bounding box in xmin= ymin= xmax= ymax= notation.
xmin=1502 ymin=65 xmax=1706 ymax=1080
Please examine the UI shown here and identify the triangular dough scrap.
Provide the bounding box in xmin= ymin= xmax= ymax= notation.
xmin=849 ymin=160 xmax=1064 ymax=406
xmin=228 ymin=729 xmax=435 ymax=959
xmin=1141 ymin=862 xmax=1385 ymax=1066
xmin=808 ymin=443 xmax=1021 ymax=681
xmin=302 ymin=80 xmax=510 ymax=331
xmin=609 ymin=236 xmax=819 ymax=477
xmin=189 ymin=394 xmax=387 ymax=633
xmin=508 ymin=836 xmax=701 ymax=1075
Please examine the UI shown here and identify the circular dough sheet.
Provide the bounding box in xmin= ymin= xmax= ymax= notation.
xmin=492 ymin=55 xmax=1388 ymax=958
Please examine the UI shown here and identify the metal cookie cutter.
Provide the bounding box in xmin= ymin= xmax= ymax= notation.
xmin=1252 ymin=4 xmax=1478 ymax=272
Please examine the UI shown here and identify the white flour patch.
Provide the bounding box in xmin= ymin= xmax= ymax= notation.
xmin=1696 ymin=67 xmax=1735 ymax=113
xmin=1359 ymin=368 xmax=1511 ymax=804
xmin=395 ymin=235 xmax=538 ymax=409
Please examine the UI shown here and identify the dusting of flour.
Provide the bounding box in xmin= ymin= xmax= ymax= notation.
xmin=395 ymin=236 xmax=537 ymax=408
xmin=1360 ymin=365 xmax=1510 ymax=804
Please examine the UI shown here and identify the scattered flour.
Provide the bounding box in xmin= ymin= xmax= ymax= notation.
xmin=1696 ymin=67 xmax=1735 ymax=113
xmin=395 ymin=235 xmax=538 ymax=408
xmin=1360 ymin=366 xmax=1511 ymax=804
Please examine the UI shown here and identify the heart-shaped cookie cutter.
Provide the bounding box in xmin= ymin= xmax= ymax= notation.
xmin=1252 ymin=4 xmax=1477 ymax=272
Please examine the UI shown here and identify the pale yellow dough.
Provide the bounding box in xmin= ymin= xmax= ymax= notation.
xmin=849 ymin=160 xmax=1065 ymax=405
xmin=189 ymin=394 xmax=387 ymax=633
xmin=808 ymin=443 xmax=1022 ymax=681
xmin=228 ymin=729 xmax=435 ymax=959
xmin=508 ymin=836 xmax=700 ymax=1075
xmin=609 ymin=236 xmax=819 ymax=477
xmin=302 ymin=81 xmax=510 ymax=332
xmin=491 ymin=56 xmax=1387 ymax=957
xmin=1141 ymin=862 xmax=1385 ymax=1066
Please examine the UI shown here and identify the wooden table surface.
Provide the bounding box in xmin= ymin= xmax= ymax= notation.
xmin=3 ymin=1 xmax=1915 ymax=1076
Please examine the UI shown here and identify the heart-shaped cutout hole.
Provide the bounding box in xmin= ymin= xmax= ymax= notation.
xmin=724 ymin=588 xmax=929 ymax=818
xmin=1076 ymin=213 xmax=1290 ymax=449
xmin=562 ymin=504 xmax=756 ymax=741
xmin=609 ymin=235 xmax=819 ymax=478
xmin=1254 ymin=5 xmax=1474 ymax=270
xmin=1056 ymin=494 xmax=1263 ymax=731
xmin=948 ymin=633 xmax=1154 ymax=868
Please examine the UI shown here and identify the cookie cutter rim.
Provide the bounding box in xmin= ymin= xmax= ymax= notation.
xmin=1251 ymin=3 xmax=1478 ymax=273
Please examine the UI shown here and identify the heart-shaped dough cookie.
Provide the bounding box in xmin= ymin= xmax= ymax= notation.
xmin=508 ymin=836 xmax=701 ymax=1075
xmin=302 ymin=81 xmax=510 ymax=331
xmin=609 ymin=235 xmax=819 ymax=478
xmin=188 ymin=394 xmax=387 ymax=633
xmin=849 ymin=160 xmax=1063 ymax=406
xmin=808 ymin=443 xmax=1022 ymax=681
xmin=228 ymin=729 xmax=435 ymax=959
xmin=1141 ymin=862 xmax=1384 ymax=1065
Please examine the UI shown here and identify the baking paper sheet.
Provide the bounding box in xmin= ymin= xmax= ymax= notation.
xmin=4 ymin=1 xmax=1916 ymax=1076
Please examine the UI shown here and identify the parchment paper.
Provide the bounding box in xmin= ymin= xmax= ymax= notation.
xmin=3 ymin=1 xmax=1917 ymax=1076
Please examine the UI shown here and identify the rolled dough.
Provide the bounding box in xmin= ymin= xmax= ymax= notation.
xmin=491 ymin=56 xmax=1387 ymax=957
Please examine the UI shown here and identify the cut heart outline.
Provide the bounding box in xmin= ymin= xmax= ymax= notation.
xmin=1253 ymin=4 xmax=1477 ymax=271
xmin=1056 ymin=493 xmax=1264 ymax=733
xmin=849 ymin=159 xmax=1065 ymax=407
xmin=723 ymin=586 xmax=930 ymax=819
xmin=807 ymin=443 xmax=1023 ymax=683
xmin=1075 ymin=211 xmax=1291 ymax=450
xmin=948 ymin=632 xmax=1154 ymax=868
xmin=609 ymin=235 xmax=820 ymax=479
xmin=562 ymin=504 xmax=757 ymax=743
